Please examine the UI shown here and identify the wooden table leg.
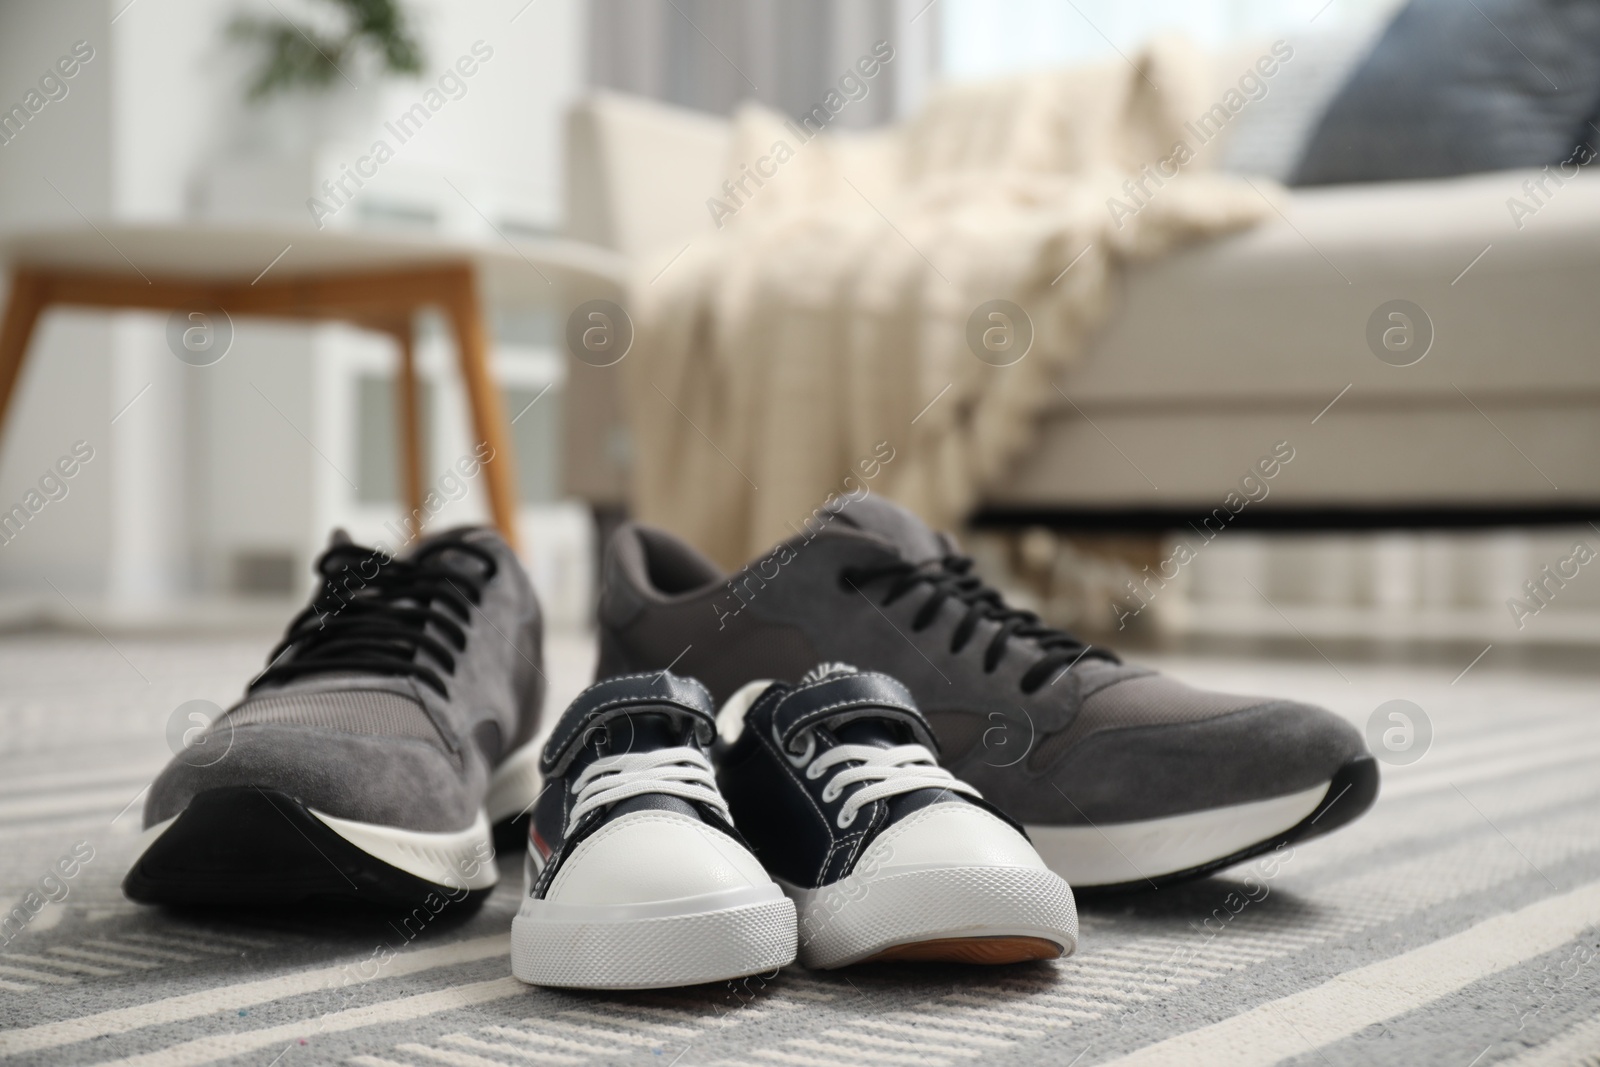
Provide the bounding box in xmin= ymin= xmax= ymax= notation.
xmin=442 ymin=267 xmax=520 ymax=550
xmin=0 ymin=269 xmax=48 ymax=434
xmin=391 ymin=317 xmax=427 ymax=537
xmin=1 ymin=262 xmax=523 ymax=552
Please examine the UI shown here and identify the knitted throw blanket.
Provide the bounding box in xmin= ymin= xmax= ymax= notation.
xmin=626 ymin=37 xmax=1275 ymax=566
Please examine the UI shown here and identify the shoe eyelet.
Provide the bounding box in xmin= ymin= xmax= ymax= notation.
xmin=772 ymin=722 xmax=815 ymax=768
xmin=836 ymin=811 xmax=855 ymax=829
xmin=821 ymin=782 xmax=841 ymax=803
xmin=805 ymin=763 xmax=825 ymax=781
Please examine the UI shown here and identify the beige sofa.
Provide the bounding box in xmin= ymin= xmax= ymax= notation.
xmin=561 ymin=89 xmax=1600 ymax=530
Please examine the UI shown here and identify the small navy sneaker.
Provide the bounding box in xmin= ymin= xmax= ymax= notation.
xmin=512 ymin=672 xmax=796 ymax=989
xmin=716 ymin=664 xmax=1078 ymax=968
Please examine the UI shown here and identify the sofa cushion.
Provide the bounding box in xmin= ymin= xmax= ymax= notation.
xmin=1292 ymin=0 xmax=1600 ymax=186
xmin=987 ymin=169 xmax=1600 ymax=510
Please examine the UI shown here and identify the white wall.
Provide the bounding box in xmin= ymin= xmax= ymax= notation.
xmin=195 ymin=320 xmax=320 ymax=595
xmin=0 ymin=1 xmax=113 ymax=227
xmin=110 ymin=0 xmax=228 ymax=220
xmin=0 ymin=1 xmax=115 ymax=598
xmin=0 ymin=310 xmax=115 ymax=597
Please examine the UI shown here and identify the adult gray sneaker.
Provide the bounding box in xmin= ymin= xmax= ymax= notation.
xmin=124 ymin=527 xmax=545 ymax=910
xmin=596 ymin=497 xmax=1377 ymax=893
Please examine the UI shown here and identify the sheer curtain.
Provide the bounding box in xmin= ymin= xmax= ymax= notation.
xmin=939 ymin=0 xmax=1404 ymax=81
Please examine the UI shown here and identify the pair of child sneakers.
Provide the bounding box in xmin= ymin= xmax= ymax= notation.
xmin=514 ymin=663 xmax=1077 ymax=989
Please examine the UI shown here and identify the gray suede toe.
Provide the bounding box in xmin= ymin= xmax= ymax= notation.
xmin=1031 ymin=700 xmax=1367 ymax=826
xmin=145 ymin=724 xmax=486 ymax=832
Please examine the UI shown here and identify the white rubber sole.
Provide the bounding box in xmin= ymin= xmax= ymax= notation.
xmin=511 ymin=883 xmax=798 ymax=989
xmin=782 ymin=864 xmax=1078 ymax=970
xmin=312 ymin=808 xmax=498 ymax=891
xmin=1026 ymin=782 xmax=1329 ymax=888
xmin=306 ymin=739 xmax=548 ymax=891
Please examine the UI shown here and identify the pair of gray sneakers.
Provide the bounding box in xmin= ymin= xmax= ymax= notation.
xmin=128 ymin=494 xmax=1376 ymax=912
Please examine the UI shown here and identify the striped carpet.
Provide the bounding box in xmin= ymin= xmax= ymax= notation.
xmin=1 ymin=632 xmax=1598 ymax=1066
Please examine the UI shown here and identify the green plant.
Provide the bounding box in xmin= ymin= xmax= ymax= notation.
xmin=229 ymin=0 xmax=424 ymax=101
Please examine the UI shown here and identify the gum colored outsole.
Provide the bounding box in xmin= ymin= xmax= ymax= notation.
xmin=123 ymin=786 xmax=495 ymax=913
xmin=864 ymin=935 xmax=1064 ymax=965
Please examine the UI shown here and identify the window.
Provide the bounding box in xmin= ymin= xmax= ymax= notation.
xmin=939 ymin=0 xmax=1403 ymax=82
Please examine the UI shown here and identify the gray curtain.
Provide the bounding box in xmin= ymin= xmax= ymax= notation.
xmin=587 ymin=0 xmax=932 ymax=126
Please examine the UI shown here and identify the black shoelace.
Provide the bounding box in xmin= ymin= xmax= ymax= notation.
xmin=252 ymin=537 xmax=498 ymax=697
xmin=840 ymin=555 xmax=1116 ymax=693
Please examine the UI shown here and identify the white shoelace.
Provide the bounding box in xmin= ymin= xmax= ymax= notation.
xmin=567 ymin=747 xmax=730 ymax=832
xmin=803 ymin=742 xmax=981 ymax=829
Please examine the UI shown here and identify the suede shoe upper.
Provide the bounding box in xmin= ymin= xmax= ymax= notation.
xmin=596 ymin=497 xmax=1369 ymax=828
xmin=145 ymin=526 xmax=544 ymax=833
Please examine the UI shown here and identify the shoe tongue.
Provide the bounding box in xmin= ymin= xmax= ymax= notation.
xmin=413 ymin=527 xmax=496 ymax=579
xmin=828 ymin=696 xmax=958 ymax=820
xmin=802 ymin=665 xmax=915 ymax=749
xmin=834 ymin=718 xmax=902 ymax=748
xmin=593 ymin=711 xmax=685 ymax=758
xmin=832 ymin=496 xmax=946 ymax=563
xmin=594 ymin=712 xmax=703 ymax=820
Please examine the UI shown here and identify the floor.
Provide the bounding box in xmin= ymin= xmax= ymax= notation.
xmin=1 ymin=630 xmax=1598 ymax=1067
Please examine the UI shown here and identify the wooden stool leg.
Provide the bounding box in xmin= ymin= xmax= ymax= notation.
xmin=393 ymin=318 xmax=426 ymax=539
xmin=0 ymin=269 xmax=48 ymax=435
xmin=444 ymin=268 xmax=520 ymax=550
